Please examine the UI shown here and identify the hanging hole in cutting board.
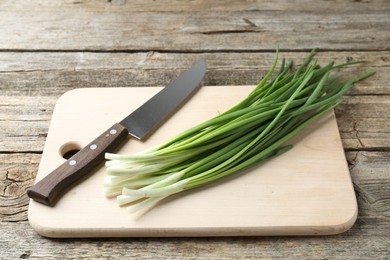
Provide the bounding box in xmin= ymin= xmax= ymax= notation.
xmin=59 ymin=142 xmax=81 ymax=159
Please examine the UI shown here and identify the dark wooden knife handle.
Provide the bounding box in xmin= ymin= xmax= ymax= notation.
xmin=27 ymin=123 xmax=128 ymax=206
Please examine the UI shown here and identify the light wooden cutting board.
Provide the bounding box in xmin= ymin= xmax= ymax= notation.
xmin=28 ymin=86 xmax=357 ymax=238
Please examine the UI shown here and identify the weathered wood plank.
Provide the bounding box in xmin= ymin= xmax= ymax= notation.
xmin=0 ymin=51 xmax=388 ymax=96
xmin=347 ymin=151 xmax=390 ymax=218
xmin=1 ymin=0 xmax=388 ymax=12
xmin=0 ymin=6 xmax=388 ymax=51
xmin=336 ymin=95 xmax=390 ymax=150
xmin=338 ymin=118 xmax=390 ymax=151
xmin=0 ymin=153 xmax=39 ymax=222
xmin=0 ymin=96 xmax=54 ymax=153
xmin=1 ymin=51 xmax=387 ymax=73
xmin=0 ymin=219 xmax=389 ymax=259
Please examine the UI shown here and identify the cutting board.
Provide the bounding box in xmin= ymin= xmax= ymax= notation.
xmin=28 ymin=86 xmax=357 ymax=238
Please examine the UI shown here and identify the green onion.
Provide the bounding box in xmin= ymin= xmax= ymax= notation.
xmin=104 ymin=48 xmax=375 ymax=213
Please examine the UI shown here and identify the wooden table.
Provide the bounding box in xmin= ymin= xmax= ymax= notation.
xmin=1 ymin=0 xmax=389 ymax=258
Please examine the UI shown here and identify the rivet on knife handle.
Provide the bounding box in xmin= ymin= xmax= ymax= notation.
xmin=27 ymin=123 xmax=128 ymax=206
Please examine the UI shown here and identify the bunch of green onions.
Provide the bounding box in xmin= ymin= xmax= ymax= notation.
xmin=104 ymin=49 xmax=374 ymax=213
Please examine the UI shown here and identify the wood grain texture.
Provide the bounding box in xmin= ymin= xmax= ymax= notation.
xmin=0 ymin=95 xmax=54 ymax=153
xmin=0 ymin=1 xmax=389 ymax=51
xmin=0 ymin=0 xmax=389 ymax=258
xmin=0 ymin=51 xmax=388 ymax=96
xmin=347 ymin=151 xmax=390 ymax=217
xmin=1 ymin=219 xmax=390 ymax=259
xmin=0 ymin=154 xmax=39 ymax=222
xmin=2 ymin=0 xmax=389 ymax=12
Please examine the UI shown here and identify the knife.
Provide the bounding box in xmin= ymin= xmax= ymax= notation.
xmin=27 ymin=60 xmax=207 ymax=206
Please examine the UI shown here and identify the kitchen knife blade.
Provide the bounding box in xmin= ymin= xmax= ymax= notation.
xmin=27 ymin=60 xmax=207 ymax=206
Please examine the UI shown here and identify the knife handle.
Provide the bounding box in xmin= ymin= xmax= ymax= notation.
xmin=27 ymin=123 xmax=128 ymax=206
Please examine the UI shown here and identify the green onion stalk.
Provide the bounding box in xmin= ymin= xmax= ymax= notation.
xmin=104 ymin=48 xmax=374 ymax=213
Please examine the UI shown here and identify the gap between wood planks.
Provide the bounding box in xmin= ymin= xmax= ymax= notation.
xmin=0 ymin=48 xmax=389 ymax=53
